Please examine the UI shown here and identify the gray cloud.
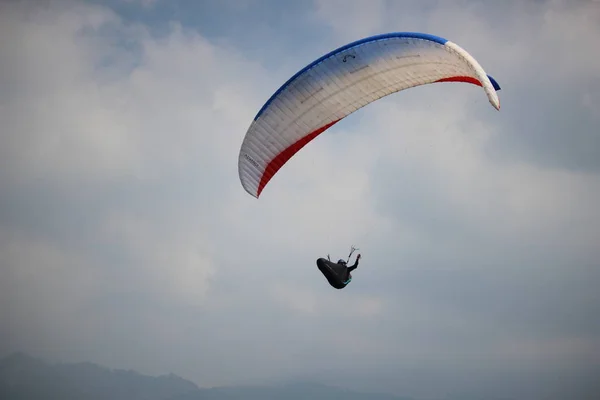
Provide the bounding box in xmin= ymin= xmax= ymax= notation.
xmin=1 ymin=1 xmax=599 ymax=399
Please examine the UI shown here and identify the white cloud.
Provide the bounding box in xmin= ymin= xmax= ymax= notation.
xmin=371 ymin=97 xmax=600 ymax=244
xmin=121 ymin=0 xmax=159 ymax=9
xmin=270 ymin=281 xmax=384 ymax=318
xmin=0 ymin=228 xmax=106 ymax=359
xmin=313 ymin=0 xmax=386 ymax=40
xmin=100 ymin=212 xmax=216 ymax=305
xmin=0 ymin=0 xmax=271 ymax=356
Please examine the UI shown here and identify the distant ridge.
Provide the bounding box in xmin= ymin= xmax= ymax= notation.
xmin=0 ymin=352 xmax=514 ymax=400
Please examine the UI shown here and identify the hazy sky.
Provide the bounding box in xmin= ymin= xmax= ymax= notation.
xmin=1 ymin=0 xmax=599 ymax=399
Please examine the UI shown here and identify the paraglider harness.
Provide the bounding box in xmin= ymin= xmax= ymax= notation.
xmin=327 ymin=245 xmax=359 ymax=285
xmin=317 ymin=245 xmax=361 ymax=289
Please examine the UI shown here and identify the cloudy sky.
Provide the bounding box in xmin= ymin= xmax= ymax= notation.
xmin=1 ymin=0 xmax=599 ymax=399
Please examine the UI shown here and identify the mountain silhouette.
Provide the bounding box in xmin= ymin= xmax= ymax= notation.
xmin=1 ymin=352 xmax=514 ymax=400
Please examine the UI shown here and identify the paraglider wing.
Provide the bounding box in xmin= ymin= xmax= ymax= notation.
xmin=238 ymin=32 xmax=501 ymax=198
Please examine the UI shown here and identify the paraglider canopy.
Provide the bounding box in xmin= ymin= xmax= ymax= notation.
xmin=238 ymin=32 xmax=501 ymax=198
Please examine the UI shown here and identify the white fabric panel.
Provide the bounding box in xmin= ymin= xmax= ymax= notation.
xmin=238 ymin=35 xmax=499 ymax=198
